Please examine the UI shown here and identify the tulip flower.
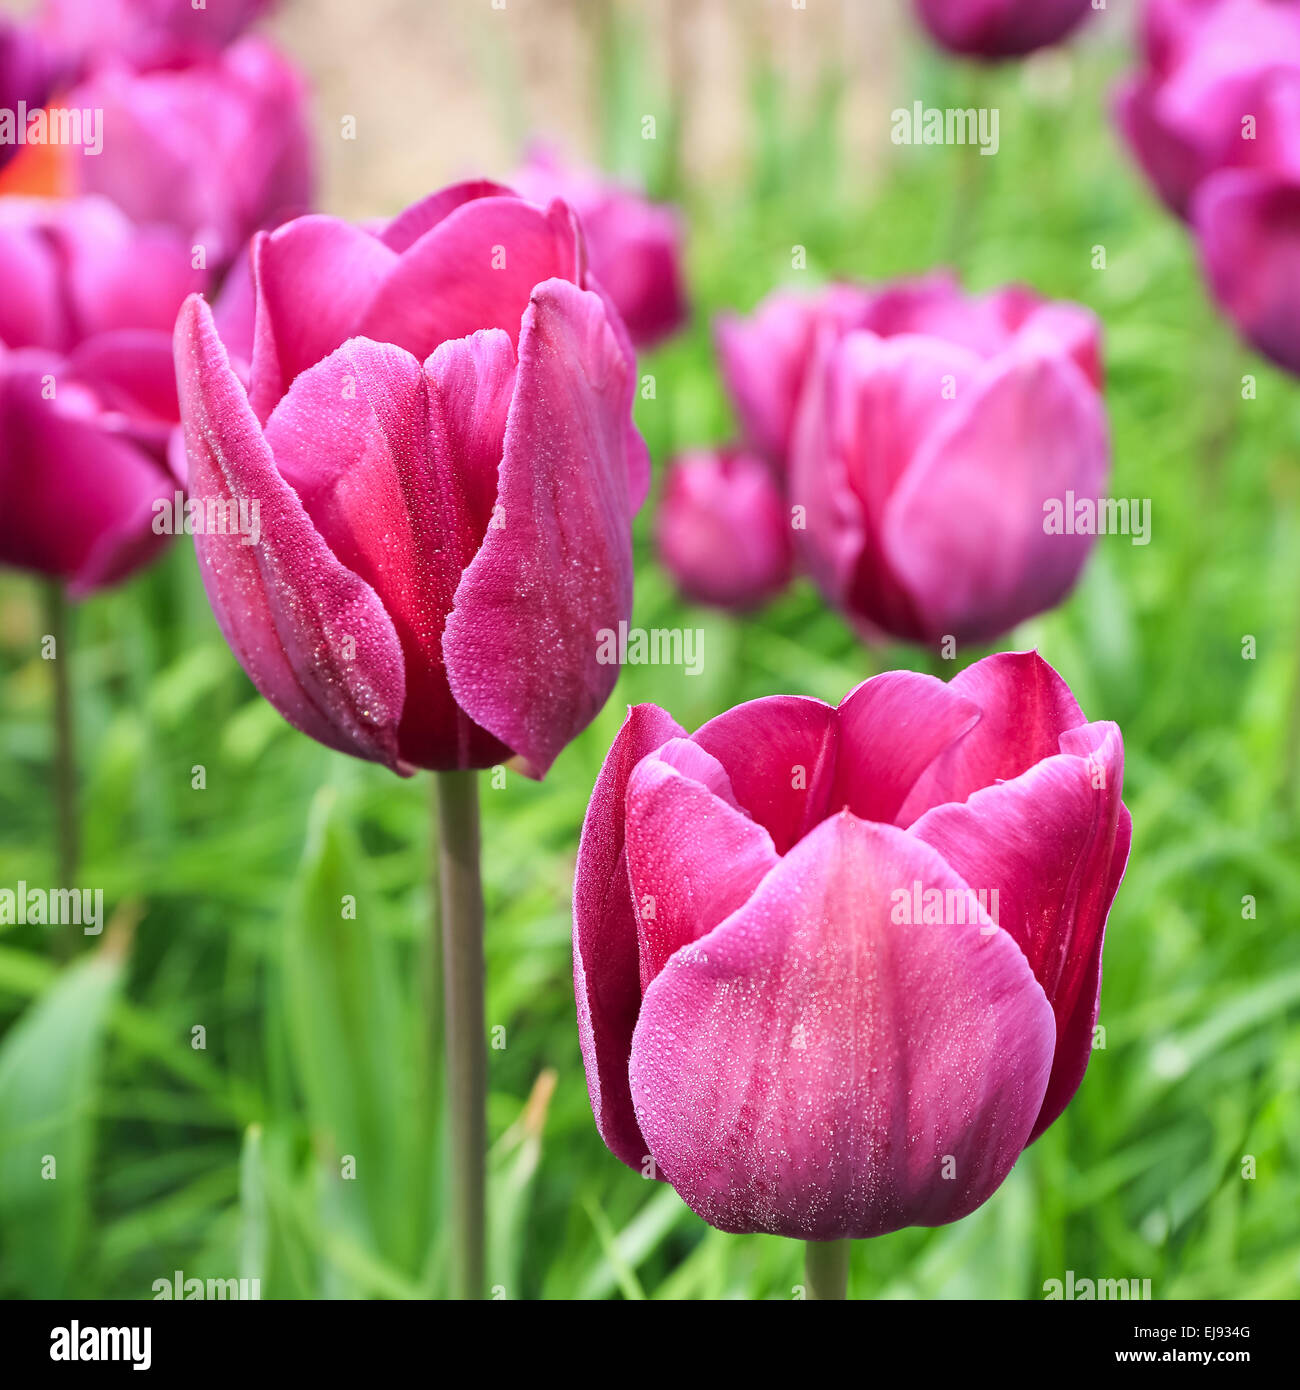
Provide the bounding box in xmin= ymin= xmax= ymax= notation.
xmin=0 ymin=18 xmax=53 ymax=174
xmin=790 ymin=274 xmax=1108 ymax=645
xmin=40 ymin=0 xmax=273 ymax=74
xmin=655 ymin=449 xmax=793 ymax=611
xmin=175 ymin=180 xmax=646 ymax=1298
xmin=574 ymin=652 xmax=1129 ymax=1289
xmin=1117 ymin=0 xmax=1300 ymax=375
xmin=914 ymin=0 xmax=1098 ymax=59
xmin=0 ymin=195 xmax=204 ymax=593
xmin=63 ymin=36 xmax=313 ymax=269
xmin=510 ymin=148 xmax=687 ymax=349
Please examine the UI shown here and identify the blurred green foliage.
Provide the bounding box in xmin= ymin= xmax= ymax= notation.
xmin=1 ymin=19 xmax=1298 ymax=1300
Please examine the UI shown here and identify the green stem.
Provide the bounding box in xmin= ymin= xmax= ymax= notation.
xmin=436 ymin=770 xmax=486 ymax=1300
xmin=805 ymin=1239 xmax=850 ymax=1301
xmin=43 ymin=581 xmax=78 ymax=914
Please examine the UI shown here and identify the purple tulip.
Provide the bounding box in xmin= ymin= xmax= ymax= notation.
xmin=40 ymin=0 xmax=273 ymax=74
xmin=915 ymin=0 xmax=1098 ymax=59
xmin=0 ymin=196 xmax=205 ymax=593
xmin=174 ymin=181 xmax=648 ymax=777
xmin=65 ymin=36 xmax=313 ymax=269
xmin=790 ymin=275 xmax=1108 ymax=645
xmin=0 ymin=18 xmax=53 ymax=174
xmin=511 ymin=149 xmax=687 ymax=350
xmin=1117 ymin=0 xmax=1300 ymax=374
xmin=573 ymin=651 xmax=1130 ymax=1238
xmin=655 ymin=449 xmax=793 ymax=611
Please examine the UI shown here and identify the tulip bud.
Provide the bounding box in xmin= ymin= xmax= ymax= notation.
xmin=914 ymin=0 xmax=1097 ymax=59
xmin=790 ymin=275 xmax=1108 ymax=645
xmin=40 ymin=0 xmax=274 ymax=75
xmin=174 ymin=182 xmax=648 ymax=778
xmin=656 ymin=450 xmax=792 ymax=611
xmin=574 ymin=652 xmax=1130 ymax=1237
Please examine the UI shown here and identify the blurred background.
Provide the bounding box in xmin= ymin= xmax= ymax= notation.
xmin=1 ymin=0 xmax=1299 ymax=1299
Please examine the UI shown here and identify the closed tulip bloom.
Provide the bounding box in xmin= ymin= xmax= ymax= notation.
xmin=656 ymin=450 xmax=793 ymax=611
xmin=574 ymin=652 xmax=1130 ymax=1238
xmin=0 ymin=18 xmax=53 ymax=174
xmin=791 ymin=275 xmax=1108 ymax=645
xmin=40 ymin=0 xmax=273 ymax=74
xmin=511 ymin=149 xmax=687 ymax=349
xmin=0 ymin=196 xmax=205 ymax=592
xmin=64 ymin=37 xmax=312 ymax=268
xmin=174 ymin=181 xmax=648 ymax=777
xmin=1117 ymin=0 xmax=1300 ymax=373
xmin=915 ymin=0 xmax=1097 ymax=59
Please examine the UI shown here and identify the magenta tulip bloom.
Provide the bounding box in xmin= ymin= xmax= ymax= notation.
xmin=574 ymin=652 xmax=1129 ymax=1238
xmin=1117 ymin=0 xmax=1300 ymax=374
xmin=914 ymin=0 xmax=1097 ymax=59
xmin=0 ymin=196 xmax=205 ymax=592
xmin=511 ymin=149 xmax=687 ymax=350
xmin=0 ymin=18 xmax=53 ymax=173
xmin=174 ymin=181 xmax=648 ymax=777
xmin=65 ymin=37 xmax=312 ymax=268
xmin=40 ymin=0 xmax=273 ymax=73
xmin=791 ymin=275 xmax=1108 ymax=645
xmin=656 ymin=450 xmax=793 ymax=611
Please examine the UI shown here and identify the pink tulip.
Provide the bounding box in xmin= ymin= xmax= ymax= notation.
xmin=790 ymin=275 xmax=1108 ymax=645
xmin=173 ymin=181 xmax=648 ymax=777
xmin=0 ymin=18 xmax=53 ymax=173
xmin=40 ymin=0 xmax=273 ymax=74
xmin=511 ymin=149 xmax=687 ymax=350
xmin=914 ymin=0 xmax=1098 ymax=59
xmin=655 ymin=450 xmax=793 ymax=611
xmin=574 ymin=651 xmax=1130 ymax=1238
xmin=1117 ymin=0 xmax=1300 ymax=374
xmin=0 ymin=195 xmax=205 ymax=593
xmin=64 ymin=36 xmax=313 ymax=268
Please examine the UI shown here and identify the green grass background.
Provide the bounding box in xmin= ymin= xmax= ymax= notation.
xmin=1 ymin=17 xmax=1298 ymax=1300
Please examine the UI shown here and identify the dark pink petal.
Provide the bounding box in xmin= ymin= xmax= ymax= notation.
xmin=915 ymin=0 xmax=1095 ymax=59
xmin=832 ymin=671 xmax=980 ymax=826
xmin=898 ymin=650 xmax=1086 ymax=822
xmin=629 ymin=814 xmax=1054 ymax=1238
xmin=264 ymin=330 xmax=513 ymax=770
xmin=174 ymin=295 xmax=407 ymax=769
xmin=625 ymin=751 xmax=778 ymax=989
xmin=360 ymin=197 xmax=583 ymax=362
xmin=67 ymin=330 xmax=180 ymax=444
xmin=0 ymin=208 xmax=65 ymax=349
xmin=912 ymin=721 xmax=1129 ymax=1138
xmin=248 ymin=217 xmax=398 ymax=421
xmin=1115 ymin=77 xmax=1202 ymax=218
xmin=0 ymin=353 xmax=171 ymax=593
xmin=574 ymin=703 xmax=685 ymax=1172
xmin=882 ymin=344 xmax=1108 ymax=644
xmin=443 ymin=279 xmax=636 ymax=778
xmin=379 ymin=180 xmax=517 ymax=252
xmin=1195 ymin=168 xmax=1300 ymax=376
xmin=692 ymin=695 xmax=839 ymax=854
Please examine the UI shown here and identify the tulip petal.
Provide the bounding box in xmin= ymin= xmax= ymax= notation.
xmin=832 ymin=671 xmax=980 ymax=825
xmin=360 ymin=197 xmax=583 ymax=362
xmin=379 ymin=179 xmax=517 ymax=253
xmin=574 ymin=703 xmax=685 ymax=1171
xmin=898 ymin=650 xmax=1087 ymax=823
xmin=629 ymin=814 xmax=1054 ymax=1238
xmin=625 ymin=751 xmax=778 ymax=989
xmin=174 ymin=295 xmax=406 ymax=769
xmin=912 ymin=721 xmax=1129 ymax=1138
xmin=247 ymin=216 xmax=398 ymax=421
xmin=692 ymin=695 xmax=839 ymax=854
xmin=882 ymin=346 xmax=1109 ymax=643
xmin=263 ymin=330 xmax=514 ymax=770
xmin=443 ymin=279 xmax=635 ymax=778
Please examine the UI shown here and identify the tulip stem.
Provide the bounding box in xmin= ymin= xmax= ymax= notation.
xmin=804 ymin=1239 xmax=851 ymax=1301
xmin=43 ymin=581 xmax=78 ymax=948
xmin=436 ymin=769 xmax=487 ymax=1300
